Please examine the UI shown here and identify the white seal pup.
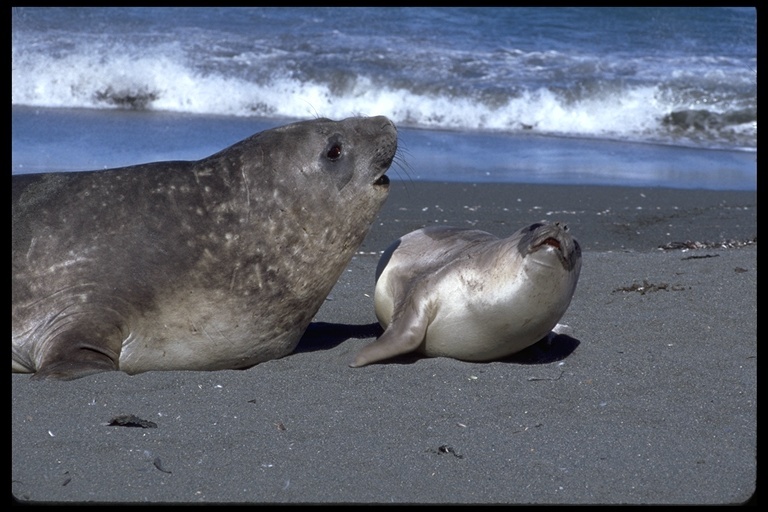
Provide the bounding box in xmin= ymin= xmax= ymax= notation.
xmin=351 ymin=221 xmax=581 ymax=367
xmin=13 ymin=116 xmax=397 ymax=380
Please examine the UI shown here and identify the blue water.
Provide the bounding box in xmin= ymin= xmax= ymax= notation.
xmin=11 ymin=7 xmax=757 ymax=189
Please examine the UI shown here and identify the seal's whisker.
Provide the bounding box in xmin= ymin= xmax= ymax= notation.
xmin=391 ymin=140 xmax=415 ymax=197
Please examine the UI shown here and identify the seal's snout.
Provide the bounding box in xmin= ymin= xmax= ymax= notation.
xmin=369 ymin=116 xmax=397 ymax=187
xmin=520 ymin=221 xmax=581 ymax=274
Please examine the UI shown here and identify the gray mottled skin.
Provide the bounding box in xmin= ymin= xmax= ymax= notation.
xmin=351 ymin=221 xmax=581 ymax=367
xmin=13 ymin=116 xmax=397 ymax=380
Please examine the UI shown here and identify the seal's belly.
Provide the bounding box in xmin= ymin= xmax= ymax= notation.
xmin=420 ymin=265 xmax=575 ymax=361
xmin=119 ymin=321 xmax=298 ymax=373
xmin=118 ymin=296 xmax=299 ymax=373
xmin=422 ymin=303 xmax=560 ymax=361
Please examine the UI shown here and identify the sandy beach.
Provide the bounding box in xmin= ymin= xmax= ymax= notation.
xmin=12 ymin=180 xmax=756 ymax=504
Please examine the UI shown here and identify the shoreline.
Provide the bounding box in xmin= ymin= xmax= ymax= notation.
xmin=12 ymin=106 xmax=756 ymax=191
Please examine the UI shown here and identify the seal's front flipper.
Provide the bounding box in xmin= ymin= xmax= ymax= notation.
xmin=32 ymin=359 xmax=118 ymax=381
xmin=350 ymin=298 xmax=430 ymax=367
xmin=31 ymin=329 xmax=122 ymax=381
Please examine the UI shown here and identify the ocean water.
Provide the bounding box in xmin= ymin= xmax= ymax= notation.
xmin=11 ymin=7 xmax=757 ymax=189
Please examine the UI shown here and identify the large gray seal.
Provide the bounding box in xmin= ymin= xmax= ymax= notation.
xmin=13 ymin=116 xmax=397 ymax=380
xmin=351 ymin=221 xmax=581 ymax=367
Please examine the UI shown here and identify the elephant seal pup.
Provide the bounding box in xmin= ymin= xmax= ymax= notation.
xmin=13 ymin=116 xmax=397 ymax=380
xmin=350 ymin=221 xmax=581 ymax=367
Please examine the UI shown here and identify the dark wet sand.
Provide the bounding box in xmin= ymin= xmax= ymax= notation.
xmin=12 ymin=181 xmax=756 ymax=504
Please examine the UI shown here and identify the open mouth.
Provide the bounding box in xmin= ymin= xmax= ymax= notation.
xmin=542 ymin=237 xmax=561 ymax=250
xmin=374 ymin=174 xmax=390 ymax=186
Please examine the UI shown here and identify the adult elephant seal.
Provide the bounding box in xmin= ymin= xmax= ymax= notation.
xmin=13 ymin=116 xmax=397 ymax=380
xmin=350 ymin=221 xmax=581 ymax=367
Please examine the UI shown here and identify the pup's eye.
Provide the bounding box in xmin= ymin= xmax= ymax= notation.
xmin=327 ymin=144 xmax=342 ymax=160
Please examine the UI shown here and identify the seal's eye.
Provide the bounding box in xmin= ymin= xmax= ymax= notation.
xmin=326 ymin=144 xmax=342 ymax=161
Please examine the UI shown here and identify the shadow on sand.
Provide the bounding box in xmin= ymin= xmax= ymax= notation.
xmin=297 ymin=322 xmax=580 ymax=366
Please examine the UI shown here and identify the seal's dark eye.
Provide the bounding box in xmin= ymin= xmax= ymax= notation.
xmin=326 ymin=144 xmax=342 ymax=161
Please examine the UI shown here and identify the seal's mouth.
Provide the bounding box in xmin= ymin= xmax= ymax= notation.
xmin=374 ymin=174 xmax=390 ymax=186
xmin=542 ymin=237 xmax=562 ymax=250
